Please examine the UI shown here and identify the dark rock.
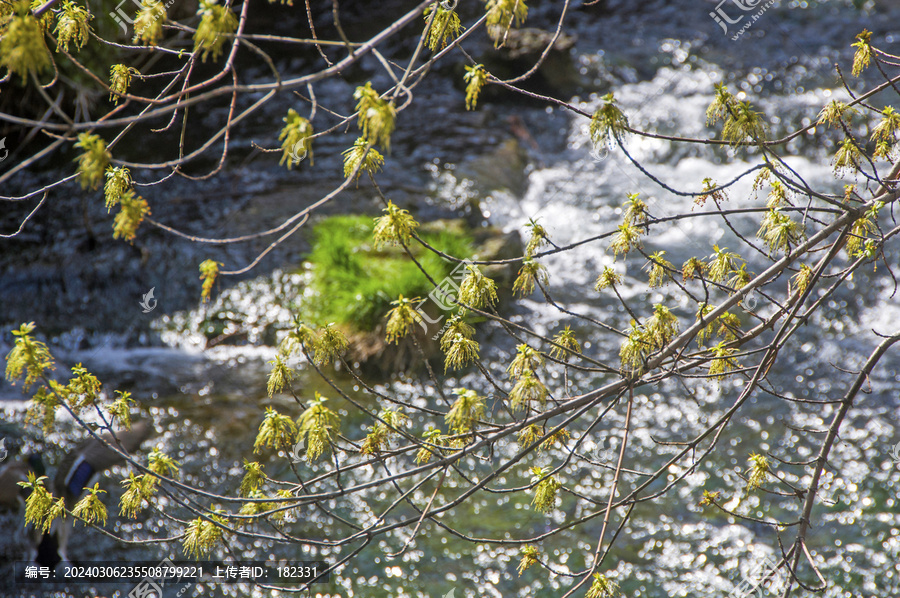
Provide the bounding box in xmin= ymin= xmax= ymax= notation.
xmin=479 ymin=28 xmax=582 ymax=98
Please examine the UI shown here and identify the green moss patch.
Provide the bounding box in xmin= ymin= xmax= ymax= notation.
xmin=301 ymin=215 xmax=474 ymax=332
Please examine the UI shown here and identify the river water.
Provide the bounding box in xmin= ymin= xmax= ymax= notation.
xmin=1 ymin=1 xmax=899 ymax=597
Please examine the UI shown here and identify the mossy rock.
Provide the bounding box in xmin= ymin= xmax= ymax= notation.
xmin=300 ymin=215 xmax=475 ymax=331
xmin=300 ymin=216 xmax=522 ymax=376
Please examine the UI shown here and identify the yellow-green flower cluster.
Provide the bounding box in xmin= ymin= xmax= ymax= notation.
xmin=0 ymin=5 xmax=52 ymax=83
xmin=507 ymin=344 xmax=547 ymax=411
xmin=112 ymin=191 xmax=151 ymax=242
xmin=54 ymin=0 xmax=92 ymax=53
xmin=645 ymin=251 xmax=674 ymax=287
xmin=529 ymin=466 xmax=559 ymax=513
xmin=384 ymin=295 xmax=423 ymax=344
xmin=360 ymin=408 xmax=408 ymax=455
xmin=513 ymin=258 xmax=548 ymax=296
xmin=342 ymin=137 xmax=384 ymax=180
xmin=524 ymin=218 xmax=549 ymax=257
xmin=619 ymin=304 xmax=678 ymax=374
xmin=254 ymin=407 xmax=297 ymax=452
xmin=182 ymin=513 xmax=228 ymax=557
xmin=609 ymin=193 xmax=647 ymax=257
xmin=278 ymin=108 xmax=314 ymax=170
xmin=851 ymin=29 xmax=872 ymax=77
xmin=354 ymin=82 xmax=396 ymax=151
xmin=133 ymin=0 xmax=166 ymax=46
xmin=517 ymin=545 xmax=539 ymax=576
xmin=485 ymin=0 xmax=527 ymax=46
xmin=757 ymin=208 xmax=803 ymax=254
xmin=199 ymin=259 xmax=222 ymax=303
xmin=373 ymin=200 xmax=419 ymax=247
xmin=458 ymin=264 xmax=498 ymax=312
xmin=746 ymin=452 xmax=770 ymax=491
xmin=296 ymin=392 xmax=340 ymax=462
xmin=464 ymin=64 xmax=488 ymax=111
xmin=590 ymin=93 xmax=629 ymax=144
xmin=445 ymin=388 xmax=485 ymax=435
xmin=193 ymin=0 xmax=237 ymax=62
xmin=424 ymin=3 xmax=462 ymax=51
xmin=706 ymin=84 xmax=766 ymax=146
xmin=549 ymin=326 xmax=580 ymax=362
xmin=586 ymin=573 xmax=621 ymax=598
xmin=74 ymin=133 xmax=110 ymax=190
